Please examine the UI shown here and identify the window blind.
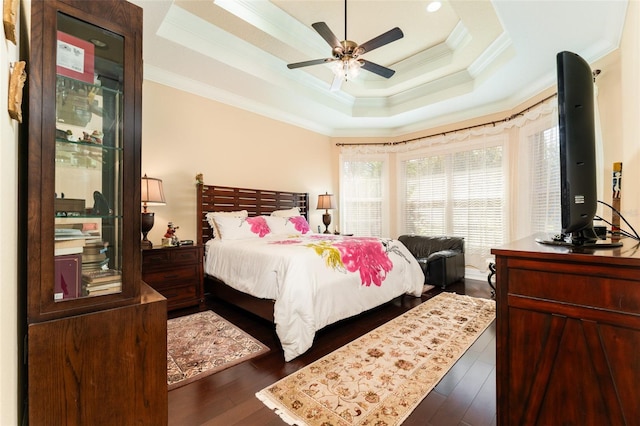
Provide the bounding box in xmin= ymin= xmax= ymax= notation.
xmin=340 ymin=157 xmax=387 ymax=237
xmin=528 ymin=126 xmax=561 ymax=234
xmin=399 ymin=141 xmax=505 ymax=269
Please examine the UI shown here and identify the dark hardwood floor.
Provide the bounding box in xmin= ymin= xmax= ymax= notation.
xmin=168 ymin=278 xmax=496 ymax=426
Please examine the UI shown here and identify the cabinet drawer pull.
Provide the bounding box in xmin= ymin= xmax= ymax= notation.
xmin=164 ymin=274 xmax=180 ymax=279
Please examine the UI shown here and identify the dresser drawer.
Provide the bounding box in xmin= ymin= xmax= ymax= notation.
xmin=142 ymin=265 xmax=200 ymax=288
xmin=142 ymin=246 xmax=201 ymax=268
xmin=508 ymin=265 xmax=640 ymax=315
xmin=157 ymin=284 xmax=197 ymax=306
xmin=170 ymin=248 xmax=200 ymax=264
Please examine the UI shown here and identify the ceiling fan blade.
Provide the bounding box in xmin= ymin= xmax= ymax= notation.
xmin=312 ymin=22 xmax=341 ymax=49
xmin=360 ymin=59 xmax=396 ymax=78
xmin=357 ymin=27 xmax=404 ymax=55
xmin=287 ymin=58 xmax=334 ymax=69
xmin=330 ymin=74 xmax=343 ymax=92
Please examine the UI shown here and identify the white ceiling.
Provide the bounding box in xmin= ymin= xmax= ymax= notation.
xmin=130 ymin=0 xmax=628 ymax=137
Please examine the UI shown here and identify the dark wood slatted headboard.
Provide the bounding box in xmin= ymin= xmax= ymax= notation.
xmin=196 ymin=183 xmax=309 ymax=245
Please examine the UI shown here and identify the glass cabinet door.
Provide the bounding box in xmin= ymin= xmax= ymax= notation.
xmin=28 ymin=0 xmax=142 ymax=322
xmin=53 ymin=12 xmax=124 ymax=300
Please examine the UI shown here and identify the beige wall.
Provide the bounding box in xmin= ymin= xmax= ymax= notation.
xmin=620 ymin=0 xmax=640 ymax=224
xmin=1 ymin=0 xmax=24 ymax=423
xmin=140 ymin=81 xmax=335 ymax=245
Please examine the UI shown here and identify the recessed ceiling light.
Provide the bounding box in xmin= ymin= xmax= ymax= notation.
xmin=427 ymin=1 xmax=442 ymax=13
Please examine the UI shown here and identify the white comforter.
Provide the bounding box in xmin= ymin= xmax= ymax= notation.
xmin=205 ymin=234 xmax=424 ymax=361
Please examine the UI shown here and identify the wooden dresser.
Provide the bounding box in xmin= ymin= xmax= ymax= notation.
xmin=492 ymin=236 xmax=640 ymax=425
xmin=142 ymin=245 xmax=204 ymax=311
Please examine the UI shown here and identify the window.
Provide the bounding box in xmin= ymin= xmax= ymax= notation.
xmin=399 ymin=140 xmax=505 ymax=269
xmin=339 ymin=156 xmax=388 ymax=237
xmin=401 ymin=155 xmax=447 ymax=235
xmin=337 ymin=96 xmax=566 ymax=272
xmin=527 ymin=126 xmax=561 ymax=234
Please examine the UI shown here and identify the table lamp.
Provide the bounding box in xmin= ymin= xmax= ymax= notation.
xmin=141 ymin=174 xmax=166 ymax=248
xmin=317 ymin=192 xmax=336 ymax=234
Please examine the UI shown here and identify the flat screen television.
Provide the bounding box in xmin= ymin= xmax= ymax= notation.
xmin=536 ymin=51 xmax=621 ymax=248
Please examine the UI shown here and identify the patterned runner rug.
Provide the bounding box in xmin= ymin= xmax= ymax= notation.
xmin=167 ymin=310 xmax=269 ymax=390
xmin=256 ymin=292 xmax=495 ymax=425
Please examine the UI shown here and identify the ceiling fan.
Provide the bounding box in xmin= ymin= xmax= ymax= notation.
xmin=287 ymin=0 xmax=404 ymax=91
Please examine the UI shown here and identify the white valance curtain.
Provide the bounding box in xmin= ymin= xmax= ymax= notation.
xmin=339 ymin=97 xmax=558 ymax=156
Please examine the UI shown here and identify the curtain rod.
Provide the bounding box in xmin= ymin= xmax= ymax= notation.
xmin=335 ymin=93 xmax=558 ymax=147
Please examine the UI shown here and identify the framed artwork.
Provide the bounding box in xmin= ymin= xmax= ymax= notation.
xmin=57 ymin=31 xmax=95 ymax=83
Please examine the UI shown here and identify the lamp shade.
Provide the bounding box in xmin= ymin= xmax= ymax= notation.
xmin=141 ymin=174 xmax=166 ymax=209
xmin=316 ymin=193 xmax=336 ymax=210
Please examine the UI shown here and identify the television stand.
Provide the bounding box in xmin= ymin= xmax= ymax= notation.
xmin=492 ymin=236 xmax=640 ymax=425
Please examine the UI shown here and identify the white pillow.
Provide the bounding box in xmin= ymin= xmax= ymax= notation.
xmin=213 ymin=215 xmax=270 ymax=240
xmin=270 ymin=207 xmax=301 ymax=218
xmin=265 ymin=215 xmax=310 ymax=235
xmin=206 ymin=210 xmax=248 ymax=238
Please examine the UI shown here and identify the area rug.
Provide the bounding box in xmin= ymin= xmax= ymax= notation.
xmin=256 ymin=292 xmax=496 ymax=425
xmin=167 ymin=310 xmax=269 ymax=390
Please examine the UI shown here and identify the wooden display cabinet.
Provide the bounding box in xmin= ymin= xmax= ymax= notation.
xmin=27 ymin=0 xmax=143 ymax=321
xmin=25 ymin=0 xmax=167 ymax=423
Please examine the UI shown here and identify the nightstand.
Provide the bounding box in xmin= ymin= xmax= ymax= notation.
xmin=142 ymin=245 xmax=204 ymax=311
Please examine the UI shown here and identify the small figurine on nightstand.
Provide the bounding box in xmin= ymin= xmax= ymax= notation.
xmin=164 ymin=222 xmax=180 ymax=246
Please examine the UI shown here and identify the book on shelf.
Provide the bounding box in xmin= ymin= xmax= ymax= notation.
xmin=83 ymin=280 xmax=122 ymax=296
xmin=54 ymin=233 xmax=87 ymax=256
xmin=55 ymin=230 xmax=100 ymax=255
xmin=81 ymin=222 xmax=99 ymax=232
xmin=82 ymin=252 xmax=107 ymax=263
xmin=81 ymin=258 xmax=110 ymax=272
xmin=84 ymin=286 xmax=121 ymax=297
xmin=82 ymin=269 xmax=121 ymax=284
xmin=55 ymin=238 xmax=87 ymax=249
xmin=55 ymin=245 xmax=84 ymax=256
xmin=83 ymin=243 xmax=108 ymax=256
xmin=56 ymin=222 xmax=99 ymax=231
xmin=84 ymin=280 xmax=121 ymax=289
xmin=54 ymin=254 xmax=81 ymax=300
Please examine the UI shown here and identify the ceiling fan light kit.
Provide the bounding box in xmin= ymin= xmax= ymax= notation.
xmin=332 ymin=58 xmax=361 ymax=80
xmin=287 ymin=0 xmax=403 ymax=90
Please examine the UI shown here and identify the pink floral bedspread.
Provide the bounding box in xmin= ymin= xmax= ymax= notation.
xmin=272 ymin=235 xmax=411 ymax=287
xmin=205 ymin=234 xmax=424 ymax=361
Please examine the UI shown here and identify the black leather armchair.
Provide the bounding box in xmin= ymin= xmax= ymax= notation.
xmin=398 ymin=235 xmax=465 ymax=289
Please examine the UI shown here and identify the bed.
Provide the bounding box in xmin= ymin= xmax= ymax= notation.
xmin=197 ymin=183 xmax=424 ymax=361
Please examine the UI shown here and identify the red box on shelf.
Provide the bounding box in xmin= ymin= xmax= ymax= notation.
xmin=54 ymin=254 xmax=82 ymax=300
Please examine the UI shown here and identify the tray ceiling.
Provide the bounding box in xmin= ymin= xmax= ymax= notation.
xmin=130 ymin=0 xmax=628 ymax=137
